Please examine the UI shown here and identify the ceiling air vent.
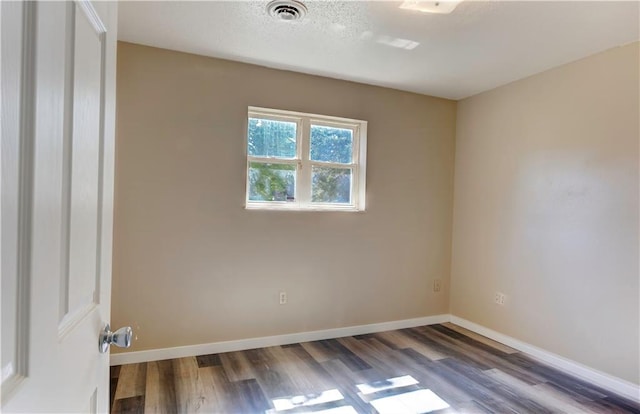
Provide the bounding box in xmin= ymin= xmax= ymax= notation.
xmin=266 ymin=0 xmax=308 ymax=22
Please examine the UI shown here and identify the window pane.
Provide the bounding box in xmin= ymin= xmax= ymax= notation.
xmin=248 ymin=163 xmax=296 ymax=202
xmin=310 ymin=125 xmax=353 ymax=164
xmin=312 ymin=167 xmax=351 ymax=204
xmin=248 ymin=118 xmax=296 ymax=158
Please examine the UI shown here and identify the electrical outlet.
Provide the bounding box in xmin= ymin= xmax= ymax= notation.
xmin=494 ymin=292 xmax=506 ymax=306
xmin=433 ymin=279 xmax=442 ymax=293
xmin=279 ymin=291 xmax=287 ymax=305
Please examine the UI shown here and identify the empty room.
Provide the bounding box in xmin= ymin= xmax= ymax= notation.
xmin=1 ymin=0 xmax=639 ymax=413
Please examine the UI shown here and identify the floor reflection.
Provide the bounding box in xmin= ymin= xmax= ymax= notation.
xmin=267 ymin=374 xmax=451 ymax=414
xmin=305 ymin=406 xmax=359 ymax=414
xmin=270 ymin=389 xmax=344 ymax=412
xmin=356 ymin=375 xmax=419 ymax=395
xmin=359 ymin=375 xmax=450 ymax=414
xmin=369 ymin=389 xmax=449 ymax=414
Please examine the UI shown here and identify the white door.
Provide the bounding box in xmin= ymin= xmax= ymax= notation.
xmin=1 ymin=1 xmax=121 ymax=412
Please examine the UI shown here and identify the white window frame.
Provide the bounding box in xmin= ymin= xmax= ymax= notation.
xmin=246 ymin=106 xmax=367 ymax=211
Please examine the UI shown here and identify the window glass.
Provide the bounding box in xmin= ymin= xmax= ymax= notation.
xmin=311 ymin=167 xmax=351 ymax=204
xmin=310 ymin=125 xmax=353 ymax=164
xmin=248 ymin=162 xmax=296 ymax=202
xmin=248 ymin=118 xmax=296 ymax=159
xmin=246 ymin=107 xmax=366 ymax=211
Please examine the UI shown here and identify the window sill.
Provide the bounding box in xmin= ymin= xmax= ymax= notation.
xmin=245 ymin=203 xmax=364 ymax=212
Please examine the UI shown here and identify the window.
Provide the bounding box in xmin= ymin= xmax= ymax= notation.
xmin=246 ymin=107 xmax=367 ymax=211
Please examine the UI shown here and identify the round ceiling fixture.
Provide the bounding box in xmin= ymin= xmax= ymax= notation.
xmin=266 ymin=0 xmax=308 ymax=22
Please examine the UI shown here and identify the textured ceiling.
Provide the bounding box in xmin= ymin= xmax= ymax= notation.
xmin=118 ymin=1 xmax=639 ymax=100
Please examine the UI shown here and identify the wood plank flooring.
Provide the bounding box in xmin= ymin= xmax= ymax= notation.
xmin=111 ymin=323 xmax=640 ymax=413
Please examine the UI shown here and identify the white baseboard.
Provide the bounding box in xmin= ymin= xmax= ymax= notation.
xmin=110 ymin=314 xmax=450 ymax=366
xmin=450 ymin=315 xmax=640 ymax=402
xmin=110 ymin=313 xmax=639 ymax=403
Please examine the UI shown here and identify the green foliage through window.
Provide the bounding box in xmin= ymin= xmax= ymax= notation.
xmin=248 ymin=163 xmax=295 ymax=201
xmin=246 ymin=108 xmax=366 ymax=210
xmin=312 ymin=167 xmax=351 ymax=203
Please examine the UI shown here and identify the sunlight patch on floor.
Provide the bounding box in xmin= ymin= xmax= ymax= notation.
xmin=269 ymin=389 xmax=345 ymax=413
xmin=369 ymin=388 xmax=450 ymax=414
xmin=356 ymin=375 xmax=419 ymax=395
xmin=267 ymin=374 xmax=450 ymax=414
xmin=358 ymin=374 xmax=450 ymax=414
xmin=306 ymin=406 xmax=359 ymax=414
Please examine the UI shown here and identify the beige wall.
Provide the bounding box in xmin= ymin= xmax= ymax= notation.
xmin=451 ymin=43 xmax=639 ymax=384
xmin=112 ymin=42 xmax=456 ymax=352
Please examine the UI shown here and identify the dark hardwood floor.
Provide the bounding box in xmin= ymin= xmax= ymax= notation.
xmin=111 ymin=323 xmax=640 ymax=413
